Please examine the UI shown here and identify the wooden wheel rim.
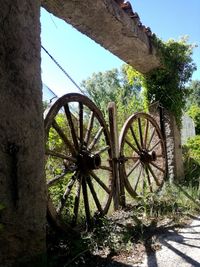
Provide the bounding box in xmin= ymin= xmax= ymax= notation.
xmin=119 ymin=112 xmax=166 ymax=198
xmin=44 ymin=93 xmax=113 ymax=231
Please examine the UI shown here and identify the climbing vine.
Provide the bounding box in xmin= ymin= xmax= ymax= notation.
xmin=143 ymin=36 xmax=196 ymax=126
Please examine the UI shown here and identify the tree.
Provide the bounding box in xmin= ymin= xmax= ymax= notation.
xmin=81 ymin=69 xmax=121 ymax=118
xmin=185 ymin=80 xmax=200 ymax=134
xmin=186 ymin=80 xmax=200 ymax=108
xmin=187 ymin=104 xmax=200 ymax=134
xmin=81 ymin=65 xmax=144 ymax=129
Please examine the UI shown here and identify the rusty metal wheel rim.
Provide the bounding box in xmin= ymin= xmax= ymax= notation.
xmin=119 ymin=112 xmax=166 ymax=198
xmin=44 ymin=93 xmax=113 ymax=231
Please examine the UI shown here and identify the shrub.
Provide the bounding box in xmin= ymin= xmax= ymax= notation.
xmin=182 ymin=135 xmax=200 ymax=187
xmin=187 ymin=104 xmax=200 ymax=134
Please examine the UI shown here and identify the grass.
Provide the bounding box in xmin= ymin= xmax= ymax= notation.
xmin=47 ymin=178 xmax=200 ymax=267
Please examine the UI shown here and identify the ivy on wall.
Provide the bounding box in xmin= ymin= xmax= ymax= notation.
xmin=143 ymin=36 xmax=197 ymax=127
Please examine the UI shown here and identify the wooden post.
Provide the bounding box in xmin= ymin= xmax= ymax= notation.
xmin=108 ymin=102 xmax=120 ymax=210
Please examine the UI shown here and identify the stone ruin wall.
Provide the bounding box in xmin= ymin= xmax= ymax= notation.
xmin=0 ymin=1 xmax=46 ymax=266
xmin=149 ymin=103 xmax=185 ymax=182
xmin=0 ymin=0 xmax=161 ymax=266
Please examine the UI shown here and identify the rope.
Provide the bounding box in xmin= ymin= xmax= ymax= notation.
xmin=41 ymin=45 xmax=86 ymax=95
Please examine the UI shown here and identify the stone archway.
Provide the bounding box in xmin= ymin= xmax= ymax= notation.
xmin=0 ymin=1 xmax=160 ymax=266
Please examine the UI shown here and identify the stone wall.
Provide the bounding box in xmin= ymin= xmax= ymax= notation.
xmin=0 ymin=1 xmax=161 ymax=266
xmin=0 ymin=1 xmax=46 ymax=266
xmin=149 ymin=103 xmax=184 ymax=182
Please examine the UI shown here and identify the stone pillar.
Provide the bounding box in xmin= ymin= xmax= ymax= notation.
xmin=149 ymin=103 xmax=184 ymax=182
xmin=0 ymin=1 xmax=46 ymax=266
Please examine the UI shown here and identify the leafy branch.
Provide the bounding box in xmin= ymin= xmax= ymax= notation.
xmin=143 ymin=36 xmax=197 ymax=126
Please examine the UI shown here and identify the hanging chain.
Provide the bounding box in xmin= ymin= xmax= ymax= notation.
xmin=41 ymin=45 xmax=86 ymax=95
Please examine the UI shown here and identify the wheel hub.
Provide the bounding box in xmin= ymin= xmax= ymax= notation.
xmin=139 ymin=149 xmax=156 ymax=163
xmin=77 ymin=150 xmax=101 ymax=172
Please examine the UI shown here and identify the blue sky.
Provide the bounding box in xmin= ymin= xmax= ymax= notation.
xmin=41 ymin=0 xmax=200 ymax=98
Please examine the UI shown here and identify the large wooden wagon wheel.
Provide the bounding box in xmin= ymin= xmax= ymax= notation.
xmin=119 ymin=112 xmax=166 ymax=198
xmin=44 ymin=93 xmax=113 ymax=231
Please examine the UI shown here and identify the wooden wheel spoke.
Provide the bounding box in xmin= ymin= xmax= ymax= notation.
xmin=52 ymin=120 xmax=76 ymax=155
xmin=79 ymin=102 xmax=84 ymax=147
xmin=47 ymin=172 xmax=67 ymax=187
xmin=119 ymin=113 xmax=166 ymax=198
xmin=141 ymin=167 xmax=145 ymax=195
xmin=127 ymin=160 xmax=140 ymax=177
xmin=56 ymin=173 xmax=77 ymax=214
xmin=125 ymin=139 xmax=139 ymax=154
xmin=45 ymin=93 xmax=113 ymax=231
xmin=71 ymin=175 xmax=82 ymax=226
xmin=94 ymin=145 xmax=110 ymax=155
xmin=133 ymin=164 xmax=143 ymax=191
xmin=88 ymin=126 xmax=103 ymax=151
xmin=147 ymin=128 xmax=156 ymax=150
xmin=150 ymin=162 xmax=165 ymax=173
xmin=156 ymin=154 xmax=165 ymax=158
xmin=138 ymin=117 xmax=144 ymax=148
xmin=144 ymin=119 xmax=149 ymax=149
xmin=130 ymin=125 xmax=141 ymax=151
xmin=84 ymin=111 xmax=94 ymax=146
xmin=86 ymin=176 xmax=103 ymax=213
xmin=64 ymin=103 xmax=79 ymax=150
xmin=82 ymin=176 xmax=91 ymax=227
xmin=63 ymin=163 xmax=78 ymax=173
xmin=46 ymin=149 xmax=76 ymax=162
xmin=145 ymin=166 xmax=153 ymax=193
xmin=99 ymin=165 xmax=112 ymax=172
xmin=90 ymin=171 xmax=111 ymax=194
xmin=124 ymin=156 xmax=140 ymax=161
xmin=149 ymin=139 xmax=161 ymax=152
xmin=147 ymin=164 xmax=161 ymax=186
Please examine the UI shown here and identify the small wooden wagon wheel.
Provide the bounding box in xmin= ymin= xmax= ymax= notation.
xmin=44 ymin=93 xmax=113 ymax=231
xmin=119 ymin=112 xmax=166 ymax=198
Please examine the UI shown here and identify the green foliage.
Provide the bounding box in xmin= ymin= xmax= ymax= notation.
xmin=186 ymin=80 xmax=200 ymax=107
xmin=84 ymin=217 xmax=131 ymax=254
xmin=46 ymin=114 xmax=74 ymax=222
xmin=123 ymin=65 xmax=144 ymax=91
xmin=144 ymin=36 xmax=196 ymax=126
xmin=187 ymin=104 xmax=200 ymax=134
xmin=121 ymin=64 xmax=147 ymax=111
xmin=47 ymin=180 xmax=200 ymax=266
xmin=81 ymin=37 xmax=196 ymax=128
xmin=81 ymin=66 xmax=144 ymax=130
xmin=81 ymin=69 xmax=121 ymax=118
xmin=184 ymin=135 xmax=200 ymax=162
xmin=134 ymin=182 xmax=200 ymax=221
xmin=74 ymin=182 xmax=199 ymax=257
xmin=182 ymin=135 xmax=200 ymax=187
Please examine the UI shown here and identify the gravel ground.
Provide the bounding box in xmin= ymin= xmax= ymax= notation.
xmin=141 ymin=216 xmax=200 ymax=267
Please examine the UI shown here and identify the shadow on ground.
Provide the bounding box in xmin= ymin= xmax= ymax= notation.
xmin=144 ymin=215 xmax=200 ymax=267
xmin=47 ymin=214 xmax=200 ymax=267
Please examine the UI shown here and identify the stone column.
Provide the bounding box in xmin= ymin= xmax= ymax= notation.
xmin=165 ymin=110 xmax=185 ymax=182
xmin=0 ymin=1 xmax=46 ymax=266
xmin=149 ymin=103 xmax=184 ymax=182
